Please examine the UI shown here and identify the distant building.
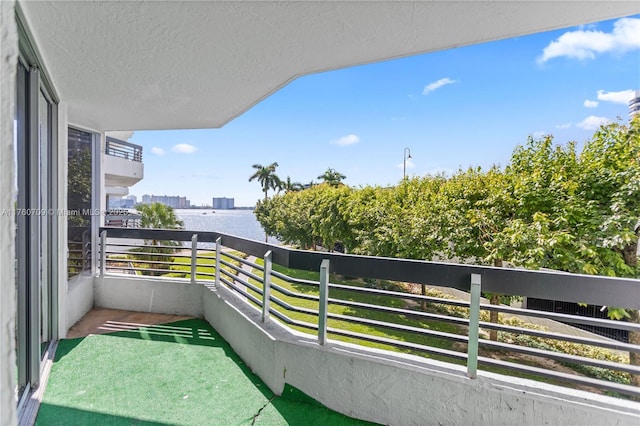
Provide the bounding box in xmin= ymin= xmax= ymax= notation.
xmin=629 ymin=90 xmax=640 ymax=118
xmin=212 ymin=197 xmax=234 ymax=210
xmin=108 ymin=195 xmax=137 ymax=209
xmin=141 ymin=194 xmax=190 ymax=208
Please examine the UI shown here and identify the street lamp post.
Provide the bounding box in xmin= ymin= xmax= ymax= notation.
xmin=403 ymin=147 xmax=412 ymax=180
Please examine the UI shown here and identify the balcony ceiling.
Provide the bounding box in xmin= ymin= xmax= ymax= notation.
xmin=19 ymin=1 xmax=640 ymax=132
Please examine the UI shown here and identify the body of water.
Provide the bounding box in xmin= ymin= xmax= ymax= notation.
xmin=174 ymin=209 xmax=279 ymax=244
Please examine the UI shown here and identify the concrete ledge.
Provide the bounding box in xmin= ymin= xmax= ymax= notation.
xmin=204 ymin=283 xmax=640 ymax=426
xmin=95 ymin=275 xmax=203 ymax=317
xmin=66 ymin=273 xmax=95 ymax=333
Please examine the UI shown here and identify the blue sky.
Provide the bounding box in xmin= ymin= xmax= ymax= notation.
xmin=128 ymin=15 xmax=640 ymax=207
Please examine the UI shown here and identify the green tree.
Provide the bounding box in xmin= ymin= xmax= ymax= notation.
xmin=318 ymin=168 xmax=347 ymax=187
xmin=134 ymin=202 xmax=184 ymax=276
xmin=138 ymin=202 xmax=184 ymax=231
xmin=282 ymin=176 xmax=304 ymax=193
xmin=249 ymin=162 xmax=282 ymax=201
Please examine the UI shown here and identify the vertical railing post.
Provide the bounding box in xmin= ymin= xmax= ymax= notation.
xmin=100 ymin=230 xmax=107 ymax=277
xmin=215 ymin=237 xmax=222 ymax=288
xmin=467 ymin=273 xmax=482 ymax=379
xmin=190 ymin=234 xmax=198 ymax=284
xmin=318 ymin=259 xmax=330 ymax=345
xmin=262 ymin=251 xmax=272 ymax=323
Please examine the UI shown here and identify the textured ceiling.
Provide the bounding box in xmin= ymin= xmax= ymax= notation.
xmin=19 ymin=1 xmax=640 ymax=132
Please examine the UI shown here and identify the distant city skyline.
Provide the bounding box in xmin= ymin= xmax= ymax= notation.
xmin=140 ymin=194 xmax=191 ymax=209
xmin=126 ymin=15 xmax=640 ymax=207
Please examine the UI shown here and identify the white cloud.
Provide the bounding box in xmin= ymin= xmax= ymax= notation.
xmin=332 ymin=134 xmax=360 ymax=146
xmin=577 ymin=115 xmax=611 ymax=131
xmin=596 ymin=89 xmax=635 ymax=104
xmin=532 ymin=131 xmax=546 ymax=138
xmin=151 ymin=147 xmax=165 ymax=155
xmin=555 ymin=123 xmax=572 ymax=129
xmin=423 ymin=77 xmax=457 ymax=95
xmin=171 ymin=143 xmax=197 ymax=154
xmin=538 ymin=17 xmax=640 ymax=63
xmin=583 ymin=99 xmax=599 ymax=108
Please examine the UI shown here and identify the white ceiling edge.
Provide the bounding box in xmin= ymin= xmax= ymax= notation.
xmin=19 ymin=1 xmax=640 ymax=132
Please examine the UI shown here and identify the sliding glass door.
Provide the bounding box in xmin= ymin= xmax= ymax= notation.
xmin=14 ymin=59 xmax=59 ymax=404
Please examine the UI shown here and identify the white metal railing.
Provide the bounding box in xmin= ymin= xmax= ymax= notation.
xmin=99 ymin=227 xmax=640 ymax=399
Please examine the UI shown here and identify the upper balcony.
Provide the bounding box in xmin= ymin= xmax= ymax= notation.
xmin=103 ymin=137 xmax=144 ymax=188
xmin=48 ymin=227 xmax=640 ymax=426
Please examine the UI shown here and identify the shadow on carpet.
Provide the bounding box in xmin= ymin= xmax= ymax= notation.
xmin=35 ymin=318 xmax=376 ymax=425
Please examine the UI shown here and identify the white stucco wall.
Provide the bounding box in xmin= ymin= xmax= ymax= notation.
xmin=95 ymin=276 xmax=203 ymax=317
xmin=0 ymin=1 xmax=17 ymax=425
xmin=65 ymin=274 xmax=94 ymax=334
xmin=203 ymin=284 xmax=640 ymax=426
xmin=57 ymin=102 xmax=68 ymax=338
xmin=103 ymin=154 xmax=143 ymax=188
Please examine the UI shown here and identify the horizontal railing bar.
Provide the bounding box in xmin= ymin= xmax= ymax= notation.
xmin=327 ymin=327 xmax=469 ymax=362
xmin=327 ymin=298 xmax=470 ymax=326
xmin=269 ymin=295 xmax=319 ymax=317
xmin=220 ymin=276 xmax=263 ymax=307
xmin=101 ymin=228 xmax=640 ymax=309
xmin=192 ymin=263 xmax=217 ymax=269
xmin=105 ymin=267 xmax=181 ymax=276
xmin=482 ymin=304 xmax=640 ymax=333
xmin=327 ymin=312 xmax=467 ymax=344
xmin=219 ymin=269 xmax=263 ymax=296
xmin=106 ymin=258 xmax=183 ymax=267
xmin=269 ymin=282 xmax=320 ymax=302
xmin=268 ymin=308 xmax=319 ymax=332
xmin=218 ymin=259 xmax=263 ymax=283
xmin=478 ymin=339 xmax=640 ymax=375
xmin=478 ymin=357 xmax=640 ymax=398
xmin=329 ymin=282 xmax=472 ymax=307
xmin=223 ymin=251 xmax=263 ymax=270
xmin=218 ymin=258 xmax=243 ymax=271
xmin=106 ymin=249 xmax=185 ymax=258
xmin=271 ymin=270 xmax=319 ymax=287
xmin=477 ymin=321 xmax=640 ymax=353
xmin=106 ymin=136 xmax=143 ymax=150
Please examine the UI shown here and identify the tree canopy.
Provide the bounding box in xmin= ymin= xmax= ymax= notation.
xmin=256 ymin=117 xmax=640 ymax=281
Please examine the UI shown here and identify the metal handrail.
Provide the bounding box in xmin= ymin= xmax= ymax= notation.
xmin=99 ymin=227 xmax=640 ymax=398
xmin=101 ymin=226 xmax=640 ymax=310
xmin=105 ymin=137 xmax=143 ymax=162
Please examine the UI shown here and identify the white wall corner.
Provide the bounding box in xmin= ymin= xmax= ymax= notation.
xmin=57 ymin=102 xmax=68 ymax=338
xmin=0 ymin=1 xmax=18 ymax=425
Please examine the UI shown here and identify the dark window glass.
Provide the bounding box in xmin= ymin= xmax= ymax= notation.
xmin=67 ymin=127 xmax=93 ymax=277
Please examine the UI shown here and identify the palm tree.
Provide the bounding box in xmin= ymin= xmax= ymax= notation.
xmin=138 ymin=202 xmax=184 ymax=230
xmin=318 ymin=168 xmax=346 ymax=186
xmin=249 ymin=162 xmax=282 ymax=201
xmin=282 ymin=176 xmax=304 ymax=193
xmin=135 ymin=202 xmax=184 ymax=275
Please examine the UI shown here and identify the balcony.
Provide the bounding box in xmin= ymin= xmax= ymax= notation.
xmin=50 ymin=227 xmax=640 ymax=425
xmin=103 ymin=137 xmax=144 ymax=188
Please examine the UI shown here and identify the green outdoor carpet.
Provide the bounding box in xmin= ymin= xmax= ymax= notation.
xmin=35 ymin=318 xmax=375 ymax=426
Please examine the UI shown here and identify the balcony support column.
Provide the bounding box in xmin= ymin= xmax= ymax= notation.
xmin=100 ymin=230 xmax=107 ymax=277
xmin=262 ymin=250 xmax=272 ymax=323
xmin=215 ymin=237 xmax=221 ymax=289
xmin=318 ymin=259 xmax=330 ymax=345
xmin=190 ymin=234 xmax=198 ymax=284
xmin=467 ymin=273 xmax=481 ymax=379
